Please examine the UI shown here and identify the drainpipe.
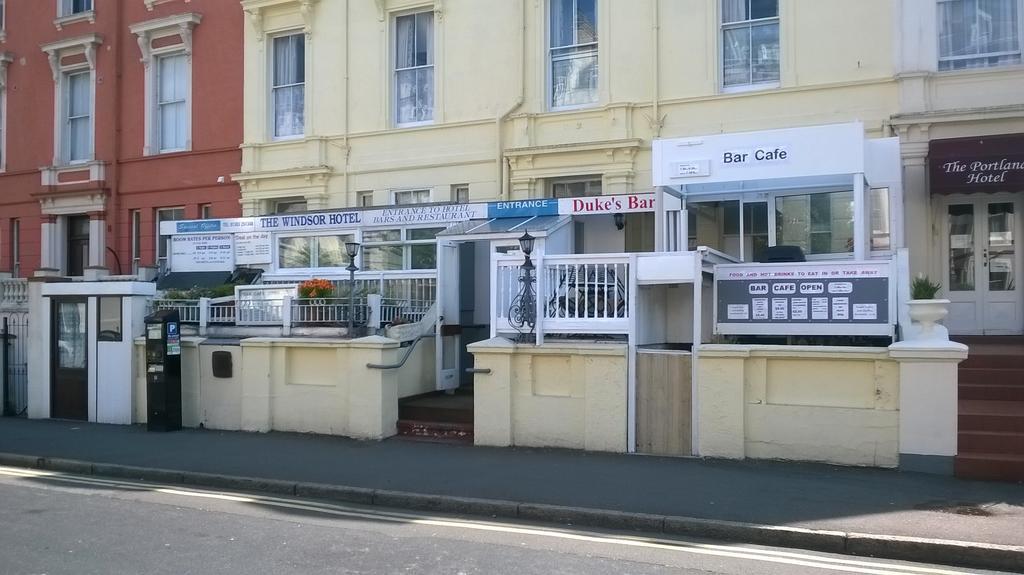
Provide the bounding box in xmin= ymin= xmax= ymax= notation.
xmin=496 ymin=0 xmax=526 ymax=199
xmin=649 ymin=0 xmax=664 ymax=137
xmin=109 ymin=0 xmax=125 ymax=271
xmin=343 ymin=0 xmax=351 ymax=205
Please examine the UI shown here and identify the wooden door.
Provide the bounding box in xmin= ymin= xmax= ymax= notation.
xmin=51 ymin=298 xmax=88 ymax=420
xmin=635 ymin=351 xmax=692 ymax=456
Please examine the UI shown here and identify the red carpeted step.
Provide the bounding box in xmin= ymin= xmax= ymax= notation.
xmin=396 ymin=419 xmax=474 ymax=444
xmin=954 ymin=452 xmax=1024 ymax=483
xmin=959 ymin=383 xmax=1024 ymax=402
xmin=958 ymin=430 xmax=1024 ymax=455
xmin=958 ymin=367 xmax=1024 ymax=386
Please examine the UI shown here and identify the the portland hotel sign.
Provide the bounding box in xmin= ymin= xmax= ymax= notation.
xmin=930 ymin=134 xmax=1024 ymax=193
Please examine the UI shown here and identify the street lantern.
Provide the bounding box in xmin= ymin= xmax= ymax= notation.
xmin=345 ymin=242 xmax=361 ymax=336
xmin=509 ymin=231 xmax=537 ymax=342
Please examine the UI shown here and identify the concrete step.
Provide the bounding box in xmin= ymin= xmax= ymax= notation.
xmin=958 ymin=430 xmax=1024 ymax=455
xmin=958 ymin=367 xmax=1024 ymax=386
xmin=954 ymin=452 xmax=1024 ymax=483
xmin=959 ymin=383 xmax=1024 ymax=401
xmin=396 ymin=419 xmax=473 ymax=444
xmin=959 ymin=400 xmax=1024 ymax=433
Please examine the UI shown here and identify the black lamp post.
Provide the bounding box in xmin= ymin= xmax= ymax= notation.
xmin=508 ymin=231 xmax=537 ymax=342
xmin=345 ymin=241 xmax=361 ymax=336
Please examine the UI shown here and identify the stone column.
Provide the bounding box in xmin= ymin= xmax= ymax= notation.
xmin=38 ymin=214 xmax=60 ymax=274
xmin=899 ymin=131 xmax=932 ymax=278
xmin=87 ymin=211 xmax=107 ymax=270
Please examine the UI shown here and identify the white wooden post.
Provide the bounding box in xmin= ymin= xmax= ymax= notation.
xmin=854 ymin=173 xmax=867 ymax=261
xmin=534 ymin=252 xmax=544 ymax=345
xmin=367 ymin=294 xmax=382 ymax=329
xmin=198 ymin=297 xmax=210 ymax=336
xmin=282 ymin=295 xmax=292 ymax=337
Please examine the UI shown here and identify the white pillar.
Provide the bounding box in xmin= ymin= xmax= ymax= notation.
xmin=853 ymin=173 xmax=867 ymax=261
xmin=889 ymin=342 xmax=968 ymax=475
xmin=87 ymin=212 xmax=106 ymax=269
xmin=38 ymin=216 xmax=60 ymax=272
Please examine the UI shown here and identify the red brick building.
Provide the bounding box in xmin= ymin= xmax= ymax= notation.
xmin=0 ymin=0 xmax=241 ymax=277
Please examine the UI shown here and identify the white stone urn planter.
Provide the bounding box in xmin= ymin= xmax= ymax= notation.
xmin=906 ymin=299 xmax=950 ymax=340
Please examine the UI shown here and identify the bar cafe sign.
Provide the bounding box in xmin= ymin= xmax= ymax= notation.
xmin=930 ymin=134 xmax=1024 ymax=193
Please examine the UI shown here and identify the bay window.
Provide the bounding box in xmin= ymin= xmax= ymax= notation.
xmin=272 ymin=33 xmax=305 ymax=138
xmin=721 ymin=0 xmax=780 ymax=89
xmin=395 ymin=11 xmax=434 ymax=126
xmin=549 ymin=0 xmax=598 ymax=109
xmin=938 ymin=0 xmax=1022 ymax=70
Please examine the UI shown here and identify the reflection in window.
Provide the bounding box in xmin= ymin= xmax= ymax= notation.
xmin=550 ymin=0 xmax=598 ymax=108
xmin=98 ymin=297 xmax=122 ymax=342
xmin=551 ymin=178 xmax=602 ymax=198
xmin=948 ymin=204 xmax=975 ymax=291
xmin=938 ymin=0 xmax=1021 ymax=71
xmin=317 ymin=235 xmax=355 ymax=268
xmin=279 ymin=236 xmax=311 ymax=268
xmin=871 ymin=188 xmax=891 ymax=251
xmin=776 ymin=191 xmax=854 ymax=256
xmin=722 ymin=0 xmax=780 ymax=88
xmin=988 ymin=202 xmax=1015 ymax=291
xmin=57 ymin=301 xmax=87 ymax=369
xmin=687 ymin=201 xmax=768 ymax=261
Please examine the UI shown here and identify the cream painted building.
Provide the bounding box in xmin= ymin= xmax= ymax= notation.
xmin=894 ymin=0 xmax=1024 ymax=336
xmin=235 ymin=0 xmax=903 ymax=261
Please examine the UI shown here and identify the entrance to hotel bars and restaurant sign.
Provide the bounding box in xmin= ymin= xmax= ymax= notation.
xmin=930 ymin=134 xmax=1024 ymax=335
xmin=941 ymin=194 xmax=1023 ymax=335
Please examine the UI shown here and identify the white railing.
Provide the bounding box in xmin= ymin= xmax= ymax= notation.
xmin=208 ymin=296 xmax=236 ymax=324
xmin=291 ymin=297 xmax=368 ymax=325
xmin=0 ymin=279 xmax=29 ymax=310
xmin=494 ymin=253 xmax=631 ymax=338
xmin=152 ymin=299 xmax=202 ymax=323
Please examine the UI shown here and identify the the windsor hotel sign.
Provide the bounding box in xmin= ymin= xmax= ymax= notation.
xmin=930 ymin=134 xmax=1024 ymax=193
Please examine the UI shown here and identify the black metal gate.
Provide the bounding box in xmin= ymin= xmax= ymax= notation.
xmin=2 ymin=313 xmax=29 ymax=416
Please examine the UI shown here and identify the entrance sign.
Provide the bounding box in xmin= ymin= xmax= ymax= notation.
xmin=234 ymin=232 xmax=273 ymax=265
xmin=170 ymin=234 xmax=234 ymax=272
xmin=715 ymin=261 xmax=894 ymax=336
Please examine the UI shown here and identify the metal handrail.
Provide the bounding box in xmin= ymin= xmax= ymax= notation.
xmin=366 ymin=334 xmax=433 ymax=370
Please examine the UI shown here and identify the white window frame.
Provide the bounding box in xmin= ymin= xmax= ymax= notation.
xmin=451 ymin=184 xmax=470 ymax=204
xmin=269 ymin=31 xmax=306 ymax=141
xmin=272 ymin=226 xmax=445 ymax=273
xmin=9 ymin=218 xmax=19 ymax=278
xmin=155 ymin=206 xmax=185 ymax=271
xmin=549 ymin=176 xmax=603 ymax=198
xmin=392 ymin=188 xmax=432 ymax=205
xmin=393 ymin=9 xmax=435 ymax=128
xmin=61 ymin=69 xmax=94 ymax=165
xmin=200 ymin=203 xmax=212 ymax=219
xmin=130 ymin=209 xmax=141 ymax=274
xmin=357 ymin=191 xmax=374 ymax=207
xmin=547 ymin=0 xmax=600 ymax=111
xmin=275 ymin=230 xmax=359 ymax=273
xmin=720 ymin=0 xmax=781 ymax=93
xmin=936 ymin=0 xmax=1024 ymax=71
xmin=59 ymin=0 xmax=93 ymax=17
xmin=131 ymin=14 xmax=200 ymax=156
xmin=42 ymin=35 xmax=102 ymax=167
xmin=272 ymin=198 xmax=307 ymax=214
xmin=54 ymin=0 xmax=95 ymax=30
xmin=0 ymin=53 xmax=8 ymax=173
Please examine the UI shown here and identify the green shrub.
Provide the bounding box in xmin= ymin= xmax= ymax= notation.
xmin=911 ymin=275 xmax=941 ymax=300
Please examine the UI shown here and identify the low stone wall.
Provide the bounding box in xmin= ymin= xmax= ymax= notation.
xmin=469 ymin=338 xmax=628 ymax=453
xmin=698 ymin=345 xmax=902 ymax=467
xmin=134 ymin=336 xmax=411 ymax=440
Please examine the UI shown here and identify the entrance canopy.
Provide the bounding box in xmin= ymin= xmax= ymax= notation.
xmin=437 ymin=215 xmax=570 ymax=241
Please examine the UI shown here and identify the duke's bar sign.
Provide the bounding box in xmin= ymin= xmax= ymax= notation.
xmin=930 ymin=134 xmax=1024 ymax=193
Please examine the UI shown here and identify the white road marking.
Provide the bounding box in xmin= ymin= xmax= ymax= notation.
xmin=0 ymin=466 xmax=981 ymax=575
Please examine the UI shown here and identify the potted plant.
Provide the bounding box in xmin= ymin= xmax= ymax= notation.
xmin=298 ymin=278 xmax=335 ymax=306
xmin=907 ymin=275 xmax=949 ymax=339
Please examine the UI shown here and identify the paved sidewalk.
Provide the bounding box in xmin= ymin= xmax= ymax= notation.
xmin=1 ymin=417 xmax=1022 ymax=551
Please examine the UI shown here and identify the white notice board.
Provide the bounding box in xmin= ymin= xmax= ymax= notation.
xmin=170 ymin=234 xmax=235 ymax=272
xmin=235 ymin=232 xmax=273 ymax=265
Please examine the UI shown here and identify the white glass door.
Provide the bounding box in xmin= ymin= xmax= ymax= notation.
xmin=944 ymin=195 xmax=1023 ymax=335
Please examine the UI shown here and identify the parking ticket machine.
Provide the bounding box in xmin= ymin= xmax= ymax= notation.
xmin=145 ymin=309 xmax=182 ymax=432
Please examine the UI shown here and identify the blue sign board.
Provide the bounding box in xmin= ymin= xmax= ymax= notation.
xmin=487 ymin=199 xmax=558 ymax=219
xmin=177 ymin=220 xmax=222 ymax=233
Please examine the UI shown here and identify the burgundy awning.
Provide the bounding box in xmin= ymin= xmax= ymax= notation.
xmin=929 ymin=134 xmax=1024 ymax=194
